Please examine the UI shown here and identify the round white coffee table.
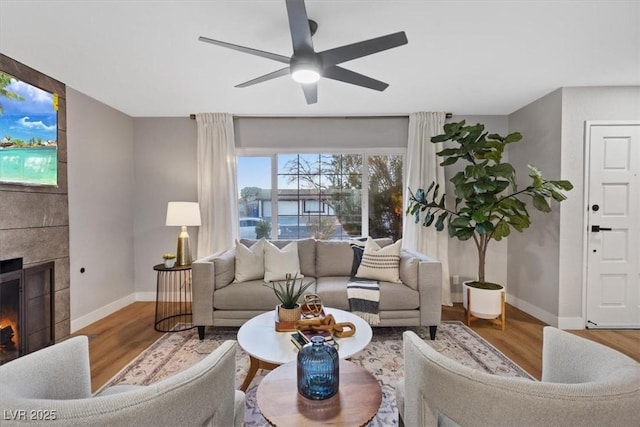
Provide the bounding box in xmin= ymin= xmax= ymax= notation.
xmin=237 ymin=307 xmax=373 ymax=391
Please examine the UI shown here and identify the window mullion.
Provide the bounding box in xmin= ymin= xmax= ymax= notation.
xmin=361 ymin=153 xmax=369 ymax=237
xmin=271 ymin=154 xmax=278 ymax=238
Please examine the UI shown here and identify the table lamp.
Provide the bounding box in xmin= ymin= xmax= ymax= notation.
xmin=166 ymin=202 xmax=201 ymax=266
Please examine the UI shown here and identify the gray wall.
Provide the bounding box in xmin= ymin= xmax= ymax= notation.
xmin=133 ymin=118 xmax=198 ymax=299
xmin=67 ymin=88 xmax=135 ymax=330
xmin=505 ymin=86 xmax=640 ymax=327
xmin=507 ymin=89 xmax=563 ymax=321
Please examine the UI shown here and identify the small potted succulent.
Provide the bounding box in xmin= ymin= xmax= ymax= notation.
xmin=264 ymin=273 xmax=314 ymax=323
xmin=162 ymin=253 xmax=176 ymax=268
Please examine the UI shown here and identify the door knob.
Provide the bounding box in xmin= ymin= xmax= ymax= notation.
xmin=591 ymin=225 xmax=612 ymax=232
xmin=592 ymin=204 xmax=599 ymax=211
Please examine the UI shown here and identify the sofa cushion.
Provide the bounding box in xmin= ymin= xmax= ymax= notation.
xmin=214 ymin=279 xmax=317 ymax=310
xmin=264 ymin=240 xmax=303 ymax=282
xmin=315 ymin=277 xmax=419 ymax=311
xmin=241 ymin=238 xmax=316 ymax=277
xmin=316 ymin=240 xmax=354 ymax=277
xmin=356 ymin=238 xmax=402 ymax=283
xmin=399 ymin=251 xmax=419 ymax=291
xmin=314 ymin=277 xmax=350 ymax=310
xmin=234 ymin=239 xmax=264 ymax=282
xmin=379 ymin=281 xmax=420 ymax=310
xmin=214 ymin=248 xmax=235 ymax=289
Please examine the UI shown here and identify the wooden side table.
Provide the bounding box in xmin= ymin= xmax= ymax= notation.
xmin=152 ymin=264 xmax=194 ymax=332
xmin=256 ymin=360 xmax=382 ymax=426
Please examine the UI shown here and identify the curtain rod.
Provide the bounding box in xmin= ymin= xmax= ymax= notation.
xmin=189 ymin=113 xmax=453 ymax=120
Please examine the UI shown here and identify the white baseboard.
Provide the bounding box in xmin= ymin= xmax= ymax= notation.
xmin=451 ymin=292 xmax=463 ymax=303
xmin=70 ymin=292 xmax=158 ymax=332
xmin=557 ymin=317 xmax=585 ymax=330
xmin=505 ymin=293 xmax=559 ymax=327
xmin=71 ymin=293 xmax=136 ymax=333
xmin=134 ymin=291 xmax=157 ymax=302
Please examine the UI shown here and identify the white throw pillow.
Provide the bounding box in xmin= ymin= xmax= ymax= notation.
xmin=264 ymin=240 xmax=303 ymax=282
xmin=355 ymin=237 xmax=402 ymax=283
xmin=234 ymin=238 xmax=265 ymax=282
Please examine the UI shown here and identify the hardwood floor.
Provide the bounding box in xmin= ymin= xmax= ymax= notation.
xmin=75 ymin=302 xmax=640 ymax=392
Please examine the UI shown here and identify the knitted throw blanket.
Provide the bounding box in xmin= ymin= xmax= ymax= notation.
xmin=347 ymin=279 xmax=380 ymax=325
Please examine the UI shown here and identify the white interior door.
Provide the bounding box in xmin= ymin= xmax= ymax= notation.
xmin=586 ymin=123 xmax=639 ymax=329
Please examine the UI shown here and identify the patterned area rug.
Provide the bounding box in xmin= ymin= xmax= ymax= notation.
xmin=101 ymin=321 xmax=532 ymax=426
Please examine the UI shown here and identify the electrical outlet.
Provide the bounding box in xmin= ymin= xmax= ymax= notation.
xmin=452 ymin=275 xmax=460 ymax=285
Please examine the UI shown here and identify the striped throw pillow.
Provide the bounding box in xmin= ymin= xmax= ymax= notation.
xmin=355 ymin=237 xmax=402 ymax=283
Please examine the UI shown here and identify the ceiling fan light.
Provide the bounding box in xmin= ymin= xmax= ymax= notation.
xmin=291 ymin=68 xmax=320 ymax=84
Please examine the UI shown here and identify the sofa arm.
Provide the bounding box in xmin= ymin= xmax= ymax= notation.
xmin=192 ymin=255 xmax=217 ymax=326
xmin=403 ymin=248 xmax=443 ymax=329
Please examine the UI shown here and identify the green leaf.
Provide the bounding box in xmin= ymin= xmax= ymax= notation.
xmin=552 ymin=180 xmax=574 ymax=191
xmin=451 ymin=171 xmax=466 ymax=186
xmin=450 ymin=216 xmax=470 ymax=228
xmin=504 ymin=132 xmax=523 ymax=143
xmin=532 ymin=194 xmax=551 ymax=212
xmin=440 ymin=157 xmax=458 ymax=166
xmin=493 ymin=221 xmax=510 ymax=241
xmin=487 ymin=133 xmax=504 ymax=142
xmin=438 ymin=194 xmax=446 ymax=209
xmin=489 ymin=163 xmax=515 ymax=177
xmin=436 ymin=148 xmax=460 ymax=157
xmin=471 ymin=211 xmax=487 ymax=222
xmin=424 ymin=210 xmax=435 ymax=227
xmin=455 ymin=227 xmax=474 ymax=241
xmin=550 ymin=189 xmax=567 ymax=202
xmin=435 ymin=212 xmax=448 ymax=231
xmin=475 ymin=221 xmax=494 ymax=234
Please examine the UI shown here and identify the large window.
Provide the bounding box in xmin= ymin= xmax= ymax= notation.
xmin=237 ymin=153 xmax=403 ymax=241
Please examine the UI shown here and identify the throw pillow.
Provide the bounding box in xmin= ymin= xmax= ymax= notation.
xmin=264 ymin=240 xmax=303 ymax=282
xmin=355 ymin=237 xmax=402 ymax=283
xmin=349 ymin=244 xmax=365 ymax=280
xmin=234 ymin=238 xmax=265 ymax=282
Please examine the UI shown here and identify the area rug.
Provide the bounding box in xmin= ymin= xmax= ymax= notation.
xmin=101 ymin=321 xmax=532 ymax=426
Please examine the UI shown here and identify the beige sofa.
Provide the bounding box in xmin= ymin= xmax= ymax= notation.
xmin=192 ymin=238 xmax=443 ymax=340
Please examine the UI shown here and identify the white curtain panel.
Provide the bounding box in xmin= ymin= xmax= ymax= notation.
xmin=195 ymin=113 xmax=239 ymax=257
xmin=403 ymin=112 xmax=452 ymax=306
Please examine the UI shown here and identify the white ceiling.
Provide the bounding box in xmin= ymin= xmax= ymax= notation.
xmin=1 ymin=0 xmax=638 ymax=117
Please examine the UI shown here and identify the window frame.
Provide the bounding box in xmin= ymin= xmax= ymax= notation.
xmin=236 ymin=148 xmax=406 ymax=240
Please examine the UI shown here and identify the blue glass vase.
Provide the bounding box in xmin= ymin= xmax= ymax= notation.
xmin=297 ymin=336 xmax=339 ymax=400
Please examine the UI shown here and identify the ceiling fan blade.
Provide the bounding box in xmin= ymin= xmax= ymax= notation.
xmin=285 ymin=0 xmax=314 ymax=54
xmin=318 ymin=31 xmax=408 ymax=66
xmin=301 ymin=82 xmax=318 ymax=104
xmin=323 ymin=66 xmax=389 ymax=91
xmin=235 ymin=67 xmax=291 ymax=88
xmin=199 ymin=36 xmax=290 ymax=64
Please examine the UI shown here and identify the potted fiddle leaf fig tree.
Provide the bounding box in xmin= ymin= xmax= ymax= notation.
xmin=407 ymin=121 xmax=573 ymax=326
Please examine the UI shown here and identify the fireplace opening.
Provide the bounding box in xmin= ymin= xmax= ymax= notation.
xmin=0 ymin=258 xmax=54 ymax=364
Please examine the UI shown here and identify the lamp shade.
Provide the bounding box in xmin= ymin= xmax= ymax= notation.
xmin=166 ymin=202 xmax=201 ymax=226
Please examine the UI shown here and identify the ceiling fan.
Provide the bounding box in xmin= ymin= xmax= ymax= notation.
xmin=198 ymin=0 xmax=408 ymax=104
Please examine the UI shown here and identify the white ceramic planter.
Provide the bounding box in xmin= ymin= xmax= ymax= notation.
xmin=462 ymin=281 xmax=504 ymax=319
xmin=164 ymin=258 xmax=176 ymax=268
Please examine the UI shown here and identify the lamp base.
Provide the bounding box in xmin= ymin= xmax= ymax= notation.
xmin=176 ymin=226 xmax=192 ymax=266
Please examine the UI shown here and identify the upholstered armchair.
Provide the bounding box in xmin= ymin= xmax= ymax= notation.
xmin=0 ymin=336 xmax=245 ymax=426
xmin=397 ymin=327 xmax=639 ymax=427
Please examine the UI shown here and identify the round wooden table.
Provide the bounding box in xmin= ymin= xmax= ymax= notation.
xmin=237 ymin=307 xmax=372 ymax=391
xmin=256 ymin=360 xmax=382 ymax=427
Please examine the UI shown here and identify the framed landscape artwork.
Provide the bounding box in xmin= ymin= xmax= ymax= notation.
xmin=0 ymin=71 xmax=58 ymax=186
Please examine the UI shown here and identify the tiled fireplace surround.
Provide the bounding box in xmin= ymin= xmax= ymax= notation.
xmin=0 ymin=54 xmax=71 ymax=347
